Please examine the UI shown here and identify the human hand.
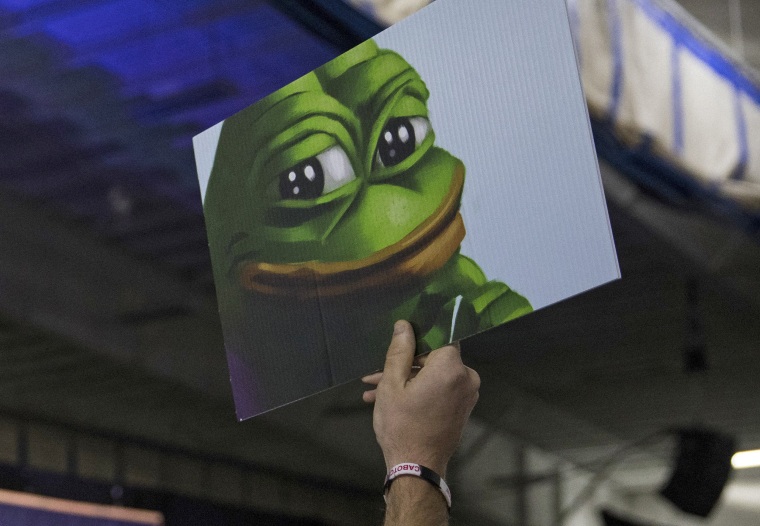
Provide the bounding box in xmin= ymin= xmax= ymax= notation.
xmin=362 ymin=320 xmax=480 ymax=478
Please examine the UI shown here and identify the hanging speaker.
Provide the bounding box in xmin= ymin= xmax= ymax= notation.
xmin=659 ymin=428 xmax=735 ymax=517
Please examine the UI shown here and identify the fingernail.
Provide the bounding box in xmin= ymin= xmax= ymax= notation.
xmin=394 ymin=321 xmax=406 ymax=335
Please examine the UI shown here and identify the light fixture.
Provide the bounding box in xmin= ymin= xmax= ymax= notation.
xmin=731 ymin=449 xmax=760 ymax=469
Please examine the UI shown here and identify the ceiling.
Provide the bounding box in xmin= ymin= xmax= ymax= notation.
xmin=0 ymin=0 xmax=759 ymax=524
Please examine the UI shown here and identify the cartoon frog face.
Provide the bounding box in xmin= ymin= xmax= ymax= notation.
xmin=205 ymin=40 xmax=466 ymax=296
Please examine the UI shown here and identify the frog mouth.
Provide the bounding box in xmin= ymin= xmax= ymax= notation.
xmin=239 ymin=163 xmax=465 ymax=297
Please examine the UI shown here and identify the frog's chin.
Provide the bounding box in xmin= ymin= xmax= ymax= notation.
xmin=238 ymin=163 xmax=465 ymax=297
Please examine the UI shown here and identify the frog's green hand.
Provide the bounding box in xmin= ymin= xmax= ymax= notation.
xmin=418 ymin=296 xmax=477 ymax=353
xmin=455 ymin=254 xmax=533 ymax=333
xmin=470 ymin=281 xmax=533 ymax=332
xmin=417 ymin=254 xmax=533 ymax=351
xmin=418 ymin=283 xmax=531 ymax=351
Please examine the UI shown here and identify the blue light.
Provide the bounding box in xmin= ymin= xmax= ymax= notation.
xmin=42 ymin=0 xmax=169 ymax=46
xmin=0 ymin=0 xmax=54 ymax=12
xmin=0 ymin=0 xmax=341 ymax=206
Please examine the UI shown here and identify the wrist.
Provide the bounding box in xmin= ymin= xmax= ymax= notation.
xmin=384 ymin=463 xmax=452 ymax=510
xmin=386 ymin=460 xmax=448 ymax=479
xmin=384 ymin=452 xmax=449 ymax=478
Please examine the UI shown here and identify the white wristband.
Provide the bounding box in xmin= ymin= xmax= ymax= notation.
xmin=383 ymin=463 xmax=452 ymax=509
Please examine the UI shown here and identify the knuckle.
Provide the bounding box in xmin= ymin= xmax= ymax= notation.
xmin=385 ymin=345 xmax=404 ymax=359
xmin=386 ymin=337 xmax=413 ymax=359
xmin=431 ymin=345 xmax=457 ymax=362
xmin=449 ymin=366 xmax=469 ymax=387
xmin=441 ymin=344 xmax=460 ymax=359
xmin=470 ymin=369 xmax=481 ymax=390
xmin=384 ymin=347 xmax=406 ymax=366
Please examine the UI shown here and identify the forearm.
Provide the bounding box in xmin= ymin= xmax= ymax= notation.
xmin=384 ymin=477 xmax=448 ymax=526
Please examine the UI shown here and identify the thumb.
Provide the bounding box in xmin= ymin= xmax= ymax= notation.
xmin=382 ymin=321 xmax=416 ymax=388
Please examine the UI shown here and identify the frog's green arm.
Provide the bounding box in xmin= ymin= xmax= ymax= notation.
xmin=457 ymin=254 xmax=533 ymax=332
xmin=418 ymin=254 xmax=533 ymax=351
xmin=472 ymin=281 xmax=533 ymax=329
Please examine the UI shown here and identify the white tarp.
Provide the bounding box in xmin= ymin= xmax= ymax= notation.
xmin=344 ymin=0 xmax=433 ymax=25
xmin=570 ymin=0 xmax=760 ymax=209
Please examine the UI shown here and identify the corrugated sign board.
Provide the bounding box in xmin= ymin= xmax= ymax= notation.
xmin=193 ymin=0 xmax=620 ymax=419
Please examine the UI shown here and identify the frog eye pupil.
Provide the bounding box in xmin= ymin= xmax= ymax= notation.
xmin=378 ymin=117 xmax=416 ymax=167
xmin=279 ymin=159 xmax=325 ymax=199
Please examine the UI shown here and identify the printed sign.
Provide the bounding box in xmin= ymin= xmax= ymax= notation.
xmin=193 ymin=0 xmax=620 ymax=419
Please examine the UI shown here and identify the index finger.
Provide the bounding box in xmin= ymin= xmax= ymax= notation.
xmin=381 ymin=320 xmax=416 ymax=388
xmin=414 ymin=340 xmax=458 ymax=367
xmin=423 ymin=343 xmax=463 ymax=368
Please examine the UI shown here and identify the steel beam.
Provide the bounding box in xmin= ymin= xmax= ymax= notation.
xmin=269 ymin=0 xmax=383 ymax=51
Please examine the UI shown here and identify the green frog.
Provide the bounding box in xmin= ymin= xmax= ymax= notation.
xmin=204 ymin=40 xmax=531 ymax=416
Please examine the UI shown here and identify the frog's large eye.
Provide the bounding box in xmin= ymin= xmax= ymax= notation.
xmin=375 ymin=117 xmax=431 ymax=168
xmin=278 ymin=145 xmax=355 ymax=200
